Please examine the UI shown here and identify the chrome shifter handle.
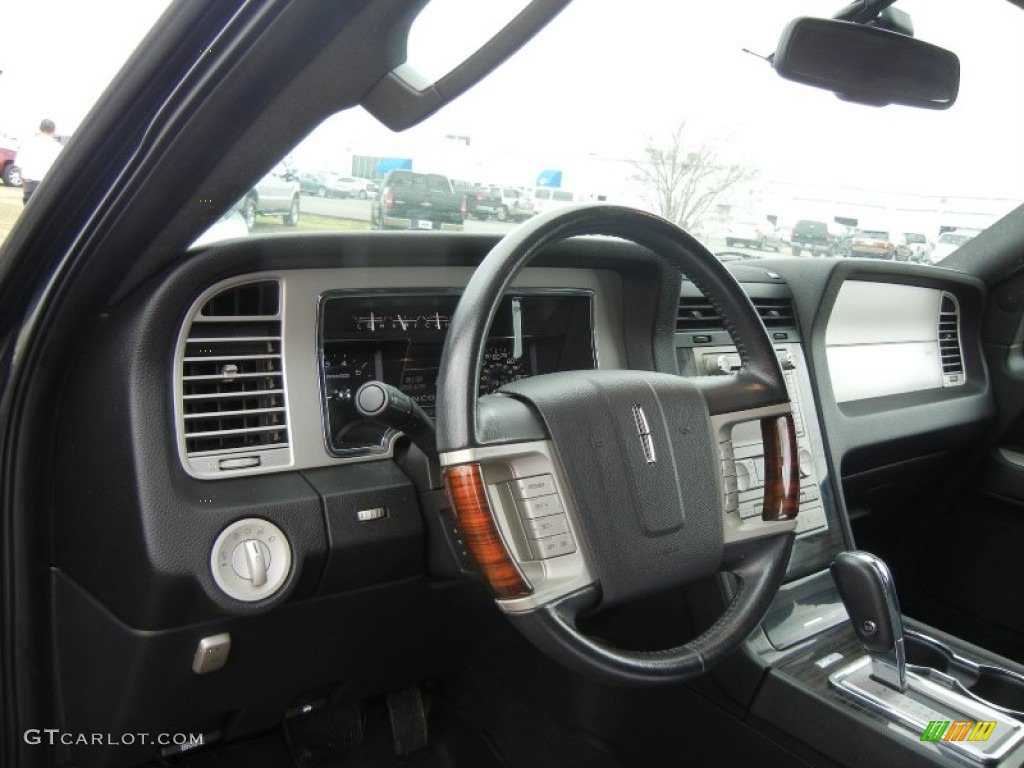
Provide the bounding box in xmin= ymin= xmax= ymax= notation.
xmin=831 ymin=551 xmax=907 ymax=692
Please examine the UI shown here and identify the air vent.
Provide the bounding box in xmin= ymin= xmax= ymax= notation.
xmin=753 ymin=298 xmax=796 ymax=329
xmin=677 ymin=297 xmax=723 ymax=331
xmin=677 ymin=296 xmax=796 ymax=331
xmin=178 ymin=280 xmax=290 ymax=476
xmin=938 ymin=293 xmax=965 ymax=386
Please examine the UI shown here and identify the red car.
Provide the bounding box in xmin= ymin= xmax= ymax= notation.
xmin=0 ymin=146 xmax=21 ymax=187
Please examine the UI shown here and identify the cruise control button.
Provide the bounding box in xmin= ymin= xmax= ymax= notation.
xmin=529 ymin=533 xmax=577 ymax=560
xmin=525 ymin=514 xmax=568 ymax=539
xmin=735 ymin=461 xmax=752 ymax=492
xmin=509 ymin=474 xmax=557 ymax=499
xmin=516 ymin=493 xmax=564 ymax=520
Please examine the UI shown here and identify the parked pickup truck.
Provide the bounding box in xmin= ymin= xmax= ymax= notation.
xmin=371 ymin=170 xmax=466 ymax=231
xmin=790 ymin=219 xmax=844 ymax=257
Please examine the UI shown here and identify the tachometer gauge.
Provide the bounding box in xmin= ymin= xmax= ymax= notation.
xmin=479 ymin=345 xmax=528 ymax=394
xmin=323 ymin=348 xmax=378 ymax=400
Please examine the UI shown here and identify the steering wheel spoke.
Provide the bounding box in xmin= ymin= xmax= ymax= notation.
xmin=708 ymin=396 xmax=801 ymax=545
xmin=441 ymin=432 xmax=597 ymax=612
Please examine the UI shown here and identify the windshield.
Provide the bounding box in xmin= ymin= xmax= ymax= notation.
xmin=3 ymin=0 xmax=1022 ymax=267
xmin=263 ymin=0 xmax=1021 ymax=267
xmin=940 ymin=233 xmax=973 ymax=246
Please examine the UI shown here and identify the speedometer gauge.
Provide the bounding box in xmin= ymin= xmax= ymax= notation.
xmin=479 ymin=345 xmax=528 ymax=394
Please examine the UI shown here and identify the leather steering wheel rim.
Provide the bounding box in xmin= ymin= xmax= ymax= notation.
xmin=437 ymin=204 xmax=798 ymax=685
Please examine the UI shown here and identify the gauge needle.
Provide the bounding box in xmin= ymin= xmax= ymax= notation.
xmin=512 ymin=297 xmax=523 ymax=360
xmin=395 ymin=314 xmax=408 ymax=330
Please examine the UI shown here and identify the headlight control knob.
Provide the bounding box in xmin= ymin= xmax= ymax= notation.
xmin=211 ymin=518 xmax=291 ymax=602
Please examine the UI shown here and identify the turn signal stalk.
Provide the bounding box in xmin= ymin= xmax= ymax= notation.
xmin=443 ymin=464 xmax=532 ymax=599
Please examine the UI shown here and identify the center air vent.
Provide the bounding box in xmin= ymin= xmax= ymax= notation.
xmin=677 ymin=297 xmax=723 ymax=331
xmin=177 ymin=280 xmax=291 ymax=478
xmin=938 ymin=293 xmax=965 ymax=386
xmin=677 ymin=296 xmax=795 ymax=332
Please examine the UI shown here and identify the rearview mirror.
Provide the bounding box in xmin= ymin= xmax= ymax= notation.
xmin=773 ymin=17 xmax=959 ymax=109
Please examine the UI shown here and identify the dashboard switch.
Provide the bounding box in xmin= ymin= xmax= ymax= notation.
xmin=192 ymin=633 xmax=231 ymax=675
xmin=356 ymin=506 xmax=388 ymax=522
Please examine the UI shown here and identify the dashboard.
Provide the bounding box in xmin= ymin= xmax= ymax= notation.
xmin=48 ymin=234 xmax=994 ymax=767
xmin=826 ymin=281 xmax=965 ymax=403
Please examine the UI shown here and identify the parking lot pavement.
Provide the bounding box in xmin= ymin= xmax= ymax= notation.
xmin=301 ymin=194 xmax=370 ymax=220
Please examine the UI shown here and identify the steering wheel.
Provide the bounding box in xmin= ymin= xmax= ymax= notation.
xmin=437 ymin=205 xmax=799 ymax=685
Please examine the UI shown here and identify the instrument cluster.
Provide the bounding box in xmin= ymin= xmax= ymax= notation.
xmin=319 ymin=291 xmax=595 ymax=455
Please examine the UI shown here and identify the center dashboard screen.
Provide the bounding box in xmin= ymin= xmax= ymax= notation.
xmin=319 ymin=291 xmax=595 ymax=456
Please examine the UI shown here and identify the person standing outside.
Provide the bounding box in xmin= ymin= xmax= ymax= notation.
xmin=16 ymin=119 xmax=62 ymax=205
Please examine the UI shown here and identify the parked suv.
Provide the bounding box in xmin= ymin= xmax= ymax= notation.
xmin=897 ymin=232 xmax=932 ymax=262
xmin=849 ymin=228 xmax=897 ymax=259
xmin=240 ymin=165 xmax=301 ymax=229
xmin=476 ymin=185 xmax=534 ymax=221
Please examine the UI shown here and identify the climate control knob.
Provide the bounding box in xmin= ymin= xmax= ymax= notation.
xmin=703 ymin=354 xmax=740 ymax=376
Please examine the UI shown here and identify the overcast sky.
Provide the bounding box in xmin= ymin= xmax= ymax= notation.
xmin=2 ymin=0 xmax=1022 ymax=207
xmin=1 ymin=0 xmax=170 ymax=140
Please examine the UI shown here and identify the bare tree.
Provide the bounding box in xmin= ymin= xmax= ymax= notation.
xmin=633 ymin=122 xmax=757 ymax=233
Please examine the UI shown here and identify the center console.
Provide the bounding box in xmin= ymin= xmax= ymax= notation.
xmin=679 ymin=275 xmax=1024 ymax=766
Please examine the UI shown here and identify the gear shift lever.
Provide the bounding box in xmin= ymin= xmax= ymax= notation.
xmin=830 ymin=551 xmax=907 ymax=692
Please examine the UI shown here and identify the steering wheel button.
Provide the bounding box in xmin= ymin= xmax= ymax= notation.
xmin=509 ymin=474 xmax=557 ymax=499
xmin=516 ymin=493 xmax=564 ymax=520
xmin=735 ymin=461 xmax=752 ymax=492
xmin=754 ymin=457 xmax=766 ymax=481
xmin=528 ymin=532 xmax=577 ymax=560
xmin=525 ymin=514 xmax=569 ymax=540
xmin=724 ymin=490 xmax=738 ymax=512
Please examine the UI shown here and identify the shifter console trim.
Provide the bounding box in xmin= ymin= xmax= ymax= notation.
xmin=829 ymin=656 xmax=1024 ymax=764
